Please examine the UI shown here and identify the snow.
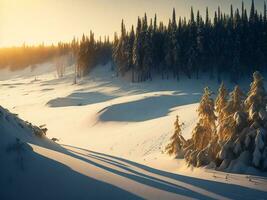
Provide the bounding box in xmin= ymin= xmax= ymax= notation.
xmin=1 ymin=63 xmax=267 ymax=199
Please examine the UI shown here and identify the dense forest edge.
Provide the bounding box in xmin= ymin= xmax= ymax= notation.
xmin=0 ymin=0 xmax=266 ymax=84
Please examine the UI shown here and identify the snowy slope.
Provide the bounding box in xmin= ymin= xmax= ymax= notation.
xmin=1 ymin=63 xmax=267 ymax=199
xmin=0 ymin=106 xmax=144 ymax=200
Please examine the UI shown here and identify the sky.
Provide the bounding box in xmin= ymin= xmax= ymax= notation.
xmin=0 ymin=0 xmax=265 ymax=47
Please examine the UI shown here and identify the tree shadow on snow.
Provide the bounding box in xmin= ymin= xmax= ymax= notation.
xmin=46 ymin=91 xmax=117 ymax=107
xmin=61 ymin=144 xmax=267 ymax=200
xmin=0 ymin=142 xmax=141 ymax=200
xmin=98 ymin=93 xmax=200 ymax=122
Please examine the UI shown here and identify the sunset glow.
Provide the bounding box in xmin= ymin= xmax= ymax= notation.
xmin=0 ymin=0 xmax=264 ymax=47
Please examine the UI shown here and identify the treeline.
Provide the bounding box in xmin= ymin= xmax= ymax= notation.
xmin=0 ymin=43 xmax=70 ymax=71
xmin=113 ymin=0 xmax=267 ymax=82
xmin=75 ymin=32 xmax=112 ymax=77
xmin=166 ymin=71 xmax=267 ymax=172
xmin=2 ymin=0 xmax=266 ymax=82
xmin=0 ymin=33 xmax=112 ymax=75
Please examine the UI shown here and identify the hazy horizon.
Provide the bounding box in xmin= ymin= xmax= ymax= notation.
xmin=0 ymin=0 xmax=265 ymax=47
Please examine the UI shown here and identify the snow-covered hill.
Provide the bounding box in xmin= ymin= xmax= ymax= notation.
xmin=1 ymin=63 xmax=267 ymax=199
xmin=0 ymin=106 xmax=145 ymax=200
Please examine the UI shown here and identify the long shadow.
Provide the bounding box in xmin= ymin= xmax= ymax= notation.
xmin=62 ymin=144 xmax=267 ymax=200
xmin=46 ymin=91 xmax=117 ymax=107
xmin=71 ymin=150 xmax=197 ymax=191
xmin=13 ymin=134 xmax=215 ymax=199
xmin=63 ymin=148 xmax=214 ymax=199
xmin=0 ymin=142 xmax=141 ymax=200
xmin=99 ymin=94 xmax=200 ymax=122
xmin=15 ymin=137 xmax=212 ymax=199
xmin=7 ymin=122 xmax=267 ymax=200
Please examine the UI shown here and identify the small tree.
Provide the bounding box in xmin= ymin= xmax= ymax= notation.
xmin=215 ymin=82 xmax=228 ymax=123
xmin=166 ymin=115 xmax=185 ymax=158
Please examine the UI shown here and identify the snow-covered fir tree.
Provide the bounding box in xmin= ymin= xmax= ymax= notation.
xmin=183 ymin=87 xmax=217 ymax=167
xmin=218 ymin=85 xmax=245 ymax=142
xmin=192 ymin=87 xmax=216 ymax=150
xmin=215 ymin=82 xmax=228 ymax=124
xmin=171 ymin=72 xmax=267 ymax=172
xmin=244 ymin=71 xmax=267 ymax=168
xmin=245 ymin=71 xmax=267 ymax=121
xmin=165 ymin=115 xmax=185 ymax=158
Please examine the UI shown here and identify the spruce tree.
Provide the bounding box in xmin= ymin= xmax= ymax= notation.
xmin=112 ymin=32 xmax=119 ymax=72
xmin=245 ymin=71 xmax=267 ymax=121
xmin=142 ymin=19 xmax=153 ymax=81
xmin=249 ymin=0 xmax=255 ymax=23
xmin=128 ymin=26 xmax=135 ymax=82
xmin=133 ymin=17 xmax=143 ymax=82
xmin=171 ymin=8 xmax=180 ymax=80
xmin=165 ymin=116 xmax=185 ymax=158
xmin=115 ymin=20 xmax=128 ymax=76
xmin=187 ymin=7 xmax=198 ymax=79
xmin=215 ymin=82 xmax=228 ymax=123
xmin=192 ymin=87 xmax=216 ymax=151
xmin=163 ymin=19 xmax=173 ymax=80
xmin=183 ymin=87 xmax=217 ymax=167
xmin=225 ymin=86 xmax=244 ymax=115
xmin=218 ymin=86 xmax=245 ymax=142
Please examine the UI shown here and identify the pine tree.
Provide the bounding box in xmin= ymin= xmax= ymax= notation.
xmin=165 ymin=116 xmax=185 ymax=158
xmin=215 ymin=82 xmax=228 ymax=123
xmin=183 ymin=87 xmax=217 ymax=167
xmin=133 ymin=17 xmax=143 ymax=82
xmin=187 ymin=7 xmax=198 ymax=79
xmin=196 ymin=10 xmax=204 ymax=79
xmin=142 ymin=19 xmax=153 ymax=81
xmin=245 ymin=71 xmax=267 ymax=121
xmin=77 ymin=34 xmax=87 ymax=77
xmin=128 ymin=26 xmax=135 ymax=82
xmin=264 ymin=2 xmax=267 ymax=24
xmin=249 ymin=0 xmax=255 ymax=23
xmin=171 ymin=8 xmax=180 ymax=80
xmin=202 ymin=7 xmax=212 ymax=73
xmin=192 ymin=87 xmax=216 ymax=151
xmin=218 ymin=86 xmax=245 ymax=142
xmin=112 ymin=32 xmax=119 ymax=72
xmin=115 ymin=20 xmax=128 ymax=76
xmin=226 ymin=86 xmax=244 ymax=115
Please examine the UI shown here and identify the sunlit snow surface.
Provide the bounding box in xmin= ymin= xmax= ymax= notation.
xmin=0 ymin=62 xmax=267 ymax=200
